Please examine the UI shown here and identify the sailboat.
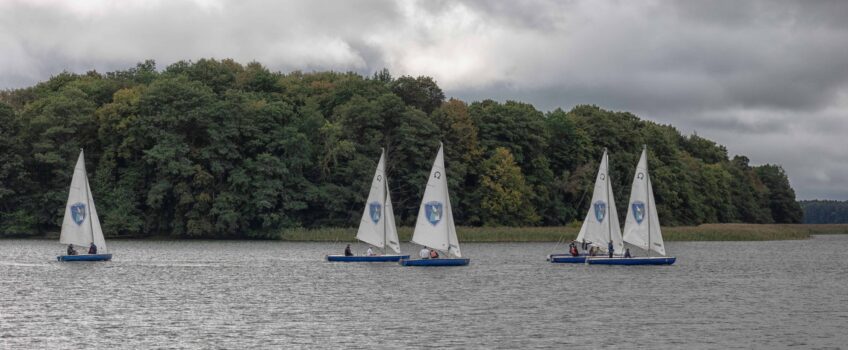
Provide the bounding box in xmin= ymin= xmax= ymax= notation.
xmin=327 ymin=149 xmax=409 ymax=262
xmin=591 ymin=146 xmax=675 ymax=265
xmin=549 ymin=148 xmax=623 ymax=263
xmin=399 ymin=142 xmax=469 ymax=266
xmin=57 ymin=150 xmax=112 ymax=262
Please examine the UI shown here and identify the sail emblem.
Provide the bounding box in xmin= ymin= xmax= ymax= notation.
xmin=70 ymin=202 xmax=86 ymax=226
xmin=632 ymin=201 xmax=645 ymax=224
xmin=593 ymin=201 xmax=606 ymax=222
xmin=424 ymin=201 xmax=443 ymax=226
xmin=369 ymin=201 xmax=382 ymax=224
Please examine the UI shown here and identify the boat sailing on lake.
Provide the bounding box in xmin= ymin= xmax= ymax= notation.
xmin=326 ymin=149 xmax=409 ymax=262
xmin=590 ymin=146 xmax=676 ymax=265
xmin=399 ymin=143 xmax=469 ymax=266
xmin=549 ymin=148 xmax=623 ymax=263
xmin=57 ymin=150 xmax=112 ymax=262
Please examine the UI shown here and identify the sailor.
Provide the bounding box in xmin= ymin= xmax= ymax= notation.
xmin=581 ymin=239 xmax=588 ymax=251
xmin=624 ymin=248 xmax=632 ymax=258
xmin=607 ymin=241 xmax=614 ymax=258
xmin=67 ymin=244 xmax=77 ymax=256
xmin=569 ymin=244 xmax=579 ymax=257
xmin=419 ymin=247 xmax=430 ymax=259
xmin=344 ymin=244 xmax=353 ymax=256
xmin=88 ymin=242 xmax=97 ymax=254
xmin=429 ymin=249 xmax=439 ymax=259
xmin=366 ymin=247 xmax=375 ymax=256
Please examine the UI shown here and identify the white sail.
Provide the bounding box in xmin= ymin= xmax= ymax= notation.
xmin=411 ymin=143 xmax=461 ymax=257
xmin=578 ymin=149 xmax=623 ymax=254
xmin=355 ymin=150 xmax=388 ymax=248
xmin=623 ymin=148 xmax=666 ymax=256
xmin=384 ymin=191 xmax=401 ymax=254
xmin=60 ymin=150 xmax=107 ymax=252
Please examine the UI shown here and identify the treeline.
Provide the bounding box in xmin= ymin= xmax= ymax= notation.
xmin=0 ymin=59 xmax=802 ymax=238
xmin=799 ymin=200 xmax=848 ymax=224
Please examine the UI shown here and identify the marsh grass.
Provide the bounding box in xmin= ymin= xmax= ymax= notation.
xmin=277 ymin=223 xmax=848 ymax=242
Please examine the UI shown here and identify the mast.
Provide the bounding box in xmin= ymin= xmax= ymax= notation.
xmin=443 ymin=142 xmax=450 ymax=258
xmin=605 ymin=148 xmax=612 ymax=251
xmin=81 ymin=149 xmax=95 ymax=249
xmin=382 ymin=148 xmax=387 ymax=254
xmin=645 ymin=145 xmax=651 ymax=258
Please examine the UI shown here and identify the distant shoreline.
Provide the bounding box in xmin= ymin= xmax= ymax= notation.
xmin=9 ymin=224 xmax=846 ymax=242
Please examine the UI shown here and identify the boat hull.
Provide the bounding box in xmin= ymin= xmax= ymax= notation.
xmin=57 ymin=254 xmax=112 ymax=262
xmin=399 ymin=258 xmax=470 ymax=266
xmin=548 ymin=254 xmax=587 ymax=263
xmin=326 ymin=255 xmax=410 ymax=262
xmin=586 ymin=256 xmax=676 ymax=265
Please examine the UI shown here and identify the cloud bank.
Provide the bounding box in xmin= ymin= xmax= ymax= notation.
xmin=2 ymin=0 xmax=846 ymax=199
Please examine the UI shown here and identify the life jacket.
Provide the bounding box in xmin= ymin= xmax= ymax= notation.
xmin=429 ymin=250 xmax=439 ymax=258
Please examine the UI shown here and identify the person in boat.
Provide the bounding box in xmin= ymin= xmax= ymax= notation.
xmin=88 ymin=242 xmax=97 ymax=254
xmin=624 ymin=248 xmax=632 ymax=258
xmin=589 ymin=246 xmax=597 ymax=257
xmin=344 ymin=244 xmax=353 ymax=257
xmin=419 ymin=247 xmax=430 ymax=259
xmin=429 ymin=249 xmax=440 ymax=259
xmin=66 ymin=244 xmax=77 ymax=256
xmin=569 ymin=242 xmax=579 ymax=257
xmin=581 ymin=239 xmax=588 ymax=251
xmin=366 ymin=247 xmax=375 ymax=256
xmin=607 ymin=241 xmax=614 ymax=258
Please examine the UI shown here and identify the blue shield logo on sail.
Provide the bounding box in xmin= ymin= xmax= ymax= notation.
xmin=424 ymin=201 xmax=443 ymax=226
xmin=70 ymin=202 xmax=86 ymax=226
xmin=593 ymin=201 xmax=606 ymax=223
xmin=369 ymin=201 xmax=382 ymax=224
xmin=632 ymin=201 xmax=646 ymax=224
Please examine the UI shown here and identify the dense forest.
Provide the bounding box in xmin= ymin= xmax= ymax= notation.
xmin=799 ymin=200 xmax=848 ymax=224
xmin=0 ymin=59 xmax=803 ymax=238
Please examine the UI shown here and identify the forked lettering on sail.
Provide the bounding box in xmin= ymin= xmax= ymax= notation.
xmin=575 ymin=149 xmax=623 ymax=254
xmin=411 ymin=143 xmax=461 ymax=257
xmin=623 ymin=147 xmax=666 ymax=256
xmin=60 ymin=150 xmax=107 ymax=252
xmin=355 ymin=149 xmax=401 ymax=254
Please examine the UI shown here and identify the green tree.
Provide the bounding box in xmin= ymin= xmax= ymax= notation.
xmin=478 ymin=147 xmax=539 ymax=225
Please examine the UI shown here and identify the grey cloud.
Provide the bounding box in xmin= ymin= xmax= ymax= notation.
xmin=1 ymin=0 xmax=846 ymax=199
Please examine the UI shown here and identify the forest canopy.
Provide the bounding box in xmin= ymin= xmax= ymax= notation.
xmin=0 ymin=59 xmax=803 ymax=238
xmin=799 ymin=200 xmax=848 ymax=224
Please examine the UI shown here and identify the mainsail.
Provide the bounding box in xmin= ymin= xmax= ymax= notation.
xmin=575 ymin=149 xmax=623 ymax=254
xmin=60 ymin=150 xmax=107 ymax=252
xmin=355 ymin=149 xmax=401 ymax=253
xmin=411 ymin=143 xmax=461 ymax=257
xmin=623 ymin=147 xmax=666 ymax=256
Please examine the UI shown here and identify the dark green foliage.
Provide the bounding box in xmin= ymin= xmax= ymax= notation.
xmin=0 ymin=60 xmax=803 ymax=238
xmin=800 ymin=200 xmax=848 ymax=224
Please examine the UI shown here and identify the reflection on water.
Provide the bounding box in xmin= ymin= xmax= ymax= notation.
xmin=1 ymin=236 xmax=847 ymax=349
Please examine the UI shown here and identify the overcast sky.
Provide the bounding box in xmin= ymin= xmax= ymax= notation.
xmin=2 ymin=0 xmax=847 ymax=200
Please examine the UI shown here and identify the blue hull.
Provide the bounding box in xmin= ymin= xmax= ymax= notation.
xmin=57 ymin=254 xmax=112 ymax=262
xmin=326 ymin=255 xmax=409 ymax=262
xmin=549 ymin=254 xmax=587 ymax=263
xmin=399 ymin=258 xmax=470 ymax=266
xmin=587 ymin=256 xmax=676 ymax=265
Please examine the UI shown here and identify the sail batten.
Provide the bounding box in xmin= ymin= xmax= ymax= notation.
xmin=623 ymin=148 xmax=666 ymax=256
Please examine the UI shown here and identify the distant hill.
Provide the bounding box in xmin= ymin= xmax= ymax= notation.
xmin=0 ymin=59 xmax=803 ymax=238
xmin=799 ymin=200 xmax=848 ymax=224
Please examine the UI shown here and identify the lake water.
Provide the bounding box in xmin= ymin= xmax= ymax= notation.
xmin=1 ymin=236 xmax=847 ymax=349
